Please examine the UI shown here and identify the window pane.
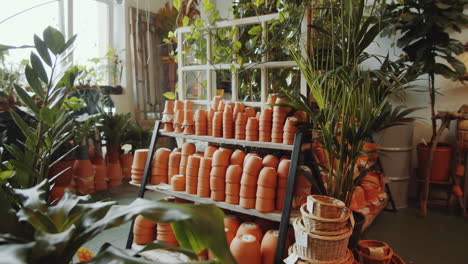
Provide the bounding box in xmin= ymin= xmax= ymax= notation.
xmin=212 ymin=27 xmax=233 ymax=64
xmin=184 ymin=71 xmax=207 ymax=100
xmin=182 ymin=32 xmax=207 ymax=66
xmin=73 ymin=0 xmax=109 ymax=66
xmin=238 ymin=68 xmax=261 ymax=102
xmin=268 ymin=68 xmax=300 ymax=94
xmin=237 ymin=24 xmax=263 ymax=64
xmin=0 ymin=1 xmax=60 ymax=65
xmin=215 ymin=70 xmax=232 ymax=100
xmin=267 ymin=16 xmax=300 ymax=61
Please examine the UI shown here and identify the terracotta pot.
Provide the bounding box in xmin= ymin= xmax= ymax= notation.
xmin=240 ymin=184 xmax=257 ymax=197
xmin=95 ymin=180 xmax=108 ymax=191
xmin=226 ymin=183 xmax=241 ymax=195
xmin=132 ymin=149 xmax=149 ymax=170
xmin=276 ymin=188 xmax=286 ymax=210
xmin=246 ymin=117 xmax=259 ymax=131
xmin=174 ymin=110 xmax=184 ymax=125
xmin=154 ymin=148 xmax=171 ymax=165
xmin=257 ymin=167 xmax=277 ymax=188
xmin=224 ymin=215 xmax=240 ymax=233
xmin=357 ymin=240 xmax=393 ymax=263
xmin=163 ymin=100 xmax=175 ymax=114
xmin=230 ymin=234 xmax=261 ymax=264
xmin=363 ymin=142 xmax=380 ymax=162
xmin=171 ymin=175 xmax=186 ymax=191
xmin=361 ymin=182 xmax=379 ymax=203
xmin=417 ymin=143 xmax=452 ymax=182
xmin=277 ymin=159 xmax=290 ymax=178
xmin=94 ymin=162 xmax=107 ymax=181
xmin=173 ymin=100 xmax=184 ymax=112
xmin=226 ymin=165 xmax=243 ymax=183
xmin=207 ymin=108 xmax=215 ymax=136
xmin=49 ymin=160 xmax=74 ymax=186
xmin=267 ymin=94 xmax=279 ymax=105
xmin=150 ymin=175 xmax=168 ymax=185
xmin=204 ymin=146 xmax=218 ymax=158
xmin=243 ymin=156 xmax=263 ymax=176
xmin=243 ymin=153 xmax=258 ymax=167
xmin=213 ymin=112 xmax=223 ymax=137
xmin=182 ymin=143 xmax=196 ymax=156
xmin=243 ymin=107 xmax=254 ymax=118
xmin=256 ymin=186 xmax=276 ymax=199
xmin=210 ymin=166 xmax=228 ymax=178
xmin=210 ymin=176 xmax=225 ymax=191
xmin=197 ymin=186 xmax=210 ymax=197
xmin=217 ymin=101 xmax=226 ymax=112
xmin=255 ymin=198 xmax=275 ymax=213
xmin=212 ymin=149 xmax=231 ymax=167
xmin=73 ymin=158 xmax=94 ymax=180
xmin=212 ymin=96 xmax=222 ymax=110
xmin=236 ymin=222 xmax=263 ymax=242
xmin=229 ymin=150 xmax=245 ymax=166
xmin=198 ymin=167 xmax=211 ymax=179
xmin=210 ymin=190 xmax=225 ymax=201
xmin=239 ymin=197 xmax=256 ymax=208
xmin=262 ymin=155 xmax=279 ymax=169
xmin=120 ymin=154 xmax=133 ymax=179
xmin=151 ymin=166 xmax=168 ymax=176
xmin=183 ymin=100 xmax=193 ymax=111
xmin=261 ymin=230 xmax=278 ymax=264
xmin=186 ymin=166 xmax=199 ymax=178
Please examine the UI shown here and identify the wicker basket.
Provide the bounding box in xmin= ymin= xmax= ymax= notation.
xmin=357 ymin=240 xmax=393 ymax=264
xmin=300 ymin=204 xmax=351 ymax=232
xmin=288 ymin=245 xmax=356 ymax=264
xmin=292 ymin=218 xmax=352 ymax=261
xmin=307 ymin=195 xmax=346 ymax=219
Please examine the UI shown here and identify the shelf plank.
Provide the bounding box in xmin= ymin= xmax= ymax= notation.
xmin=159 ymin=131 xmax=294 ymax=151
xmin=130 ymin=182 xmax=299 ymax=223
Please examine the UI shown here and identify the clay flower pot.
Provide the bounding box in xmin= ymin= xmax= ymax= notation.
xmin=212 ymin=96 xmax=222 ymax=110
xmin=213 ymin=112 xmax=223 ymax=137
xmin=255 ymin=197 xmax=275 ymax=213
xmin=261 ymin=230 xmax=279 ymax=264
xmin=182 ymin=143 xmax=196 ymax=156
xmin=239 ymin=197 xmax=256 ymax=209
xmin=230 ymin=150 xmax=246 ymax=166
xmin=120 ymin=153 xmax=134 ymax=179
xmin=262 ymin=155 xmax=279 ymax=169
xmin=163 ymin=100 xmax=175 ymax=114
xmin=209 ymin=176 xmax=226 ymax=191
xmin=267 ymin=94 xmax=279 ymax=105
xmin=223 ymin=105 xmax=234 ymax=139
xmin=240 ymin=184 xmax=257 ymax=196
xmin=226 ymin=183 xmax=241 ymax=196
xmin=417 ymin=143 xmax=452 ymax=182
xmin=132 ymin=149 xmax=149 ymax=170
xmin=230 ymin=234 xmax=262 ymax=264
xmin=257 ymin=167 xmax=277 ymax=188
xmin=171 ymin=175 xmax=186 ymax=191
xmin=243 ymin=155 xmax=263 ymax=176
xmin=212 ymin=148 xmax=231 ymax=167
xmin=210 ymin=190 xmax=226 ymax=201
xmin=245 ymin=107 xmax=256 ymax=118
xmin=277 ymin=159 xmax=290 ymax=179
xmin=173 ymin=100 xmax=184 ymax=112
xmin=226 ymin=165 xmax=243 ymax=183
xmin=184 ymin=100 xmax=193 ymax=111
xmin=246 ymin=117 xmax=259 ymax=131
xmin=236 ymin=222 xmax=263 ymax=242
xmin=257 ymin=186 xmax=275 ymax=199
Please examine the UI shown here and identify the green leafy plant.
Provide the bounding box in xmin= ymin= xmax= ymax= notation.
xmin=281 ymin=0 xmax=406 ymax=204
xmin=384 ymin=0 xmax=468 ymax=143
xmin=122 ymin=121 xmax=152 ymax=154
xmin=0 ymin=179 xmax=235 ymax=264
xmin=4 ymin=26 xmax=80 ymax=188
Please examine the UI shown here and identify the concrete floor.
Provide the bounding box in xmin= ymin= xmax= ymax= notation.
xmin=84 ymin=182 xmax=468 ymax=263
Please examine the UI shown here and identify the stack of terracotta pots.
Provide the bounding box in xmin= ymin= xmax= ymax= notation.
xmin=207 ymin=108 xmax=215 ymax=136
xmin=210 ymin=148 xmax=231 ymax=201
xmin=245 ymin=107 xmax=256 ymax=118
xmin=173 ymin=110 xmax=184 ymax=133
xmin=357 ymin=240 xmax=394 ymax=264
xmin=213 ymin=111 xmax=223 ymax=137
xmin=288 ymin=195 xmax=353 ymax=263
xmin=183 ymin=110 xmax=195 ymax=135
xmin=259 ymin=108 xmax=273 ymax=142
xmin=226 ymin=165 xmax=243 ymax=204
xmin=73 ymin=146 xmax=95 ymax=195
xmin=246 ymin=117 xmax=259 ymax=141
xmin=151 ymin=148 xmax=171 ymax=184
xmin=107 ymin=160 xmax=123 ymax=187
xmin=233 ymin=102 xmax=245 ymax=134
xmin=293 ymin=166 xmax=312 ymax=209
xmin=162 ymin=100 xmax=175 ymax=132
xmin=179 ymin=143 xmax=196 ymax=176
xmin=120 ymin=153 xmax=133 ymax=179
xmin=223 ymin=105 xmax=234 ymax=139
xmin=255 ymin=167 xmax=277 ymax=213
xmin=197 ymin=157 xmax=212 ymax=197
xmin=271 ymin=98 xmax=289 ymax=143
xmin=168 ymin=150 xmax=182 ymax=184
xmin=131 ymin=149 xmax=148 ymax=184
xmin=93 ymin=157 xmax=108 ymax=191
xmin=195 ymin=109 xmax=208 ymax=135
xmin=204 ymin=145 xmax=218 ymax=158
xmin=133 ymin=215 xmax=156 ymax=245
xmin=171 ymin=174 xmax=186 ymax=191
xmin=276 ymin=159 xmax=290 ymax=210
xmin=235 ymin=113 xmax=247 ymax=140
xmin=156 ymin=223 xmax=179 ymax=247
xmin=240 ymin=155 xmax=263 ymax=209
xmin=283 ymin=117 xmax=298 ymax=145
xmin=186 ymin=155 xmax=201 ymax=194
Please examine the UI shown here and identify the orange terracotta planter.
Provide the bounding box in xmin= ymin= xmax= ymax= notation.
xmin=224 ymin=215 xmax=240 ymax=233
xmin=132 ymin=149 xmax=149 ymax=170
xmin=262 ymin=155 xmax=280 ymax=170
xmin=243 ymin=156 xmax=263 ymax=176
xmin=240 ymin=173 xmax=259 ymax=188
xmin=277 ymin=159 xmax=290 ymax=178
xmin=257 ymin=167 xmax=277 ymax=188
xmin=226 ymin=165 xmax=243 ymax=183
xmin=230 ymin=234 xmax=261 ymax=264
xmin=212 ymin=149 xmax=231 ymax=167
xmin=182 ymin=143 xmax=196 ymax=156
xmin=256 ymin=186 xmax=276 ymax=199
xmin=171 ymin=175 xmax=186 ymax=191
xmin=239 ymin=197 xmax=256 ymax=209
xmin=211 ymin=190 xmax=226 ymax=201
xmin=49 ymin=160 xmax=74 ymax=186
xmin=210 ymin=166 xmax=228 ymax=178
xmin=120 ymin=154 xmax=133 ymax=179
xmin=261 ymin=230 xmax=278 ymax=264
xmin=230 ymin=150 xmax=247 ymax=166
xmin=204 ymin=146 xmax=218 ymax=158
xmin=255 ymin=197 xmax=275 ymax=213
xmin=226 ymin=183 xmax=241 ymax=196
xmin=417 ymin=143 xmax=452 ymax=182
xmin=200 ymin=157 xmax=213 ymax=169
xmin=240 ymin=184 xmax=257 ymax=197
xmin=210 ymin=176 xmax=225 ymax=191
xmin=236 ymin=222 xmax=263 ymax=242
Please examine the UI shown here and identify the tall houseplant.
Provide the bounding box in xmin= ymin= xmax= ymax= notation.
xmin=384 ymin=0 xmax=468 ymax=182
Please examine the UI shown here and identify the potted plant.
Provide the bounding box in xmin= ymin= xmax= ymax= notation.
xmin=384 ymin=0 xmax=468 ymax=182
xmin=120 ymin=121 xmax=152 ymax=179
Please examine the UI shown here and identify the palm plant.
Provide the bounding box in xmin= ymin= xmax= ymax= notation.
xmin=98 ymin=112 xmax=132 ymax=162
xmin=280 ymin=0 xmax=406 ymax=204
xmin=122 ymin=121 xmax=152 ymax=154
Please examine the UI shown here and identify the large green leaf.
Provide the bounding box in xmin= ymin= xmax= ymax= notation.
xmin=43 ymin=26 xmax=65 ymax=55
xmin=14 ymin=84 xmax=39 ymax=116
xmin=33 ymin=35 xmax=52 ymax=67
xmin=30 ymin=53 xmax=48 ymax=84
xmin=25 ymin=65 xmax=45 ymax=100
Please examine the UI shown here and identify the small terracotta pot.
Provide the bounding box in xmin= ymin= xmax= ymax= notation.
xmin=277 ymin=159 xmax=290 ymax=178
xmin=276 ymin=188 xmax=286 ymax=210
xmin=212 ymin=149 xmax=231 ymax=167
xmin=261 ymin=230 xmax=279 ymax=264
xmin=243 ymin=153 xmax=259 ymax=167
xmin=230 ymin=234 xmax=261 ymax=264
xmin=217 ymin=101 xmax=226 ymax=112
xmin=120 ymin=154 xmax=134 ymax=179
xmin=163 ymin=100 xmax=175 ymax=114
xmin=226 ymin=165 xmax=243 ymax=183
xmin=204 ymin=146 xmax=218 ymax=158
xmin=210 ymin=190 xmax=225 ymax=201
xmin=184 ymin=100 xmax=193 ymax=111
xmin=150 ymin=175 xmax=167 ymax=185
xmin=257 ymin=167 xmax=277 ymax=188
xmin=94 ymin=162 xmax=108 ymax=182
xmin=151 ymin=167 xmax=168 ymax=176
xmin=168 ymin=152 xmax=182 ymax=168
xmin=245 ymin=108 xmax=256 ymax=118
xmin=239 ymin=197 xmax=256 ymax=209
xmin=262 ymin=155 xmax=279 ymax=169
xmin=207 ymin=108 xmax=215 ymax=136
xmin=200 ymin=157 xmax=213 ymax=169
xmin=210 ymin=176 xmax=225 ymax=191
xmin=226 ymin=183 xmax=241 ymax=195
xmin=132 ymin=149 xmax=149 ymax=170
xmin=267 ymin=94 xmax=279 ymax=105
xmin=210 ymin=166 xmax=228 ymax=178
xmin=95 ymin=180 xmax=108 ymax=191
xmin=186 ymin=183 xmax=197 ymax=195
xmin=240 ymin=184 xmax=257 ymax=197
xmin=235 ymin=133 xmax=246 ymax=140
xmin=107 ymin=162 xmax=122 ymax=181
xmin=255 ymin=198 xmax=275 ymax=213
xmin=197 ymin=186 xmax=210 ymax=198
xmin=212 ymin=96 xmax=222 ymax=110
xmin=226 ymin=195 xmax=240 ymax=205
xmin=198 ymin=167 xmax=211 ymax=179
xmin=224 ymin=215 xmax=240 ymax=233
xmin=243 ymin=156 xmax=263 ymax=176
xmin=256 ymin=186 xmax=276 ymax=199
xmin=154 ymin=147 xmax=171 ymax=164
xmin=186 ymin=166 xmax=199 ymax=178
xmin=182 ymin=143 xmax=196 ymax=155
xmin=173 ymin=100 xmax=184 ymax=112
xmin=236 ymin=222 xmax=263 ymax=242
xmin=171 ymin=175 xmax=186 ymax=191
xmin=174 ymin=110 xmax=184 ymax=125
xmin=417 ymin=143 xmax=452 ymax=182
xmin=246 ymin=117 xmax=259 ymax=131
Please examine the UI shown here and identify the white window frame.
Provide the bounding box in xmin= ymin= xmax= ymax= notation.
xmin=176 ymin=13 xmax=308 ymax=107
